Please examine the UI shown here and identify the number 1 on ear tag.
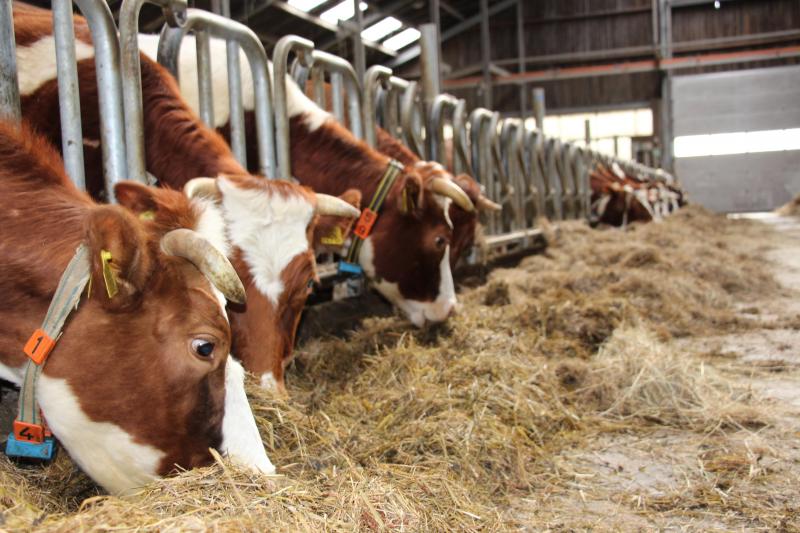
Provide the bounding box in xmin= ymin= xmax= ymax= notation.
xmin=100 ymin=250 xmax=118 ymax=299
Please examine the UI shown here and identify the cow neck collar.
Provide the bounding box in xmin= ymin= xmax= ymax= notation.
xmin=6 ymin=244 xmax=92 ymax=462
xmin=339 ymin=159 xmax=404 ymax=275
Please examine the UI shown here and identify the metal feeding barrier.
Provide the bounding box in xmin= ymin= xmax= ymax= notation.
xmin=0 ymin=0 xmax=676 ymax=281
xmin=156 ymin=6 xmax=277 ymax=177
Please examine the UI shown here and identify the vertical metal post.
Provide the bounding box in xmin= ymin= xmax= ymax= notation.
xmin=532 ymin=87 xmax=545 ymax=132
xmin=53 ymin=0 xmax=86 ymax=189
xmin=516 ymin=0 xmax=527 ymax=118
xmin=331 ymin=72 xmax=345 ymax=122
xmin=213 ymin=0 xmax=246 ymax=166
xmin=420 ymin=23 xmax=441 ymax=157
xmin=584 ymin=118 xmax=591 ymax=148
xmin=194 ymin=29 xmax=215 ymax=126
xmin=352 ymin=0 xmax=365 ymax=81
xmin=613 ymin=135 xmax=619 ymax=156
xmin=419 ymin=24 xmax=441 ymax=102
xmin=120 ymin=0 xmax=188 ymax=183
xmin=479 ymin=0 xmax=492 ymax=109
xmin=0 ymin=0 xmax=21 ymax=123
xmin=74 ymin=0 xmax=127 ymax=201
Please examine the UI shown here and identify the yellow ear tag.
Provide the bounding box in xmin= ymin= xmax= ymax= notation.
xmin=100 ymin=250 xmax=119 ymax=299
xmin=139 ymin=210 xmax=156 ymax=221
xmin=401 ymin=188 xmax=410 ymax=213
xmin=320 ymin=226 xmax=345 ymax=246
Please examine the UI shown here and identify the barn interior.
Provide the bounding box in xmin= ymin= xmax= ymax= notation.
xmin=1 ymin=0 xmax=800 ymax=530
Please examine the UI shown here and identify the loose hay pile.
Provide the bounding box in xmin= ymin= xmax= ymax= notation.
xmin=0 ymin=206 xmax=792 ymax=531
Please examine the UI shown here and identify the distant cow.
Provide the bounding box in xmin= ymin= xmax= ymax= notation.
xmin=589 ymin=162 xmax=684 ymax=226
xmin=0 ymin=120 xmax=272 ymax=494
xmin=137 ymin=35 xmax=478 ymax=327
xmin=13 ymin=2 xmax=359 ymax=392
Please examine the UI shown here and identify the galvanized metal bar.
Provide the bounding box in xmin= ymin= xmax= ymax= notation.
xmin=516 ymin=0 xmax=526 ymax=117
xmin=311 ymin=49 xmax=363 ymax=139
xmin=522 ymin=128 xmax=545 ymax=218
xmin=120 ymin=0 xmax=188 ymax=183
xmin=310 ymin=65 xmax=325 ymax=107
xmin=194 ymin=29 xmax=215 ymax=126
xmin=364 ymin=65 xmax=392 ymax=148
xmin=330 ymin=72 xmax=345 ymax=123
xmin=273 ymin=35 xmax=314 ymax=179
xmin=52 ymin=0 xmax=86 ymax=189
xmin=428 ymin=94 xmax=458 ymax=165
xmin=451 ymin=98 xmax=469 ymax=176
xmin=74 ymin=0 xmax=127 ymax=200
xmin=499 ymin=118 xmax=525 ymax=230
xmin=0 ymin=0 xmax=20 ymax=123
xmin=156 ymin=8 xmax=276 ymax=177
xmin=419 ymin=23 xmax=441 ymax=106
xmin=352 ymin=0 xmax=366 ymax=81
xmin=532 ymin=87 xmax=545 ymax=133
xmin=400 ymin=81 xmax=424 ymax=157
xmin=479 ymin=0 xmax=492 ymax=109
xmin=213 ymin=0 xmax=247 ymax=166
xmin=544 ymin=138 xmax=564 ymax=220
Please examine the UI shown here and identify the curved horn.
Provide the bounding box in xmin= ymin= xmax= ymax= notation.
xmin=430 ymin=177 xmax=475 ymax=213
xmin=315 ymin=194 xmax=361 ymax=218
xmin=161 ymin=229 xmax=246 ymax=305
xmin=476 ymin=195 xmax=503 ymax=212
xmin=184 ymin=178 xmax=220 ymax=200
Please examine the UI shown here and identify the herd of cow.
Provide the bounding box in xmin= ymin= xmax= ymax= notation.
xmin=0 ymin=2 xmax=684 ymax=496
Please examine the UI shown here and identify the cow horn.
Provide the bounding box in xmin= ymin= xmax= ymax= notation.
xmin=476 ymin=195 xmax=503 ymax=212
xmin=184 ymin=177 xmax=220 ymax=200
xmin=315 ymin=194 xmax=360 ymax=218
xmin=160 ymin=228 xmax=246 ymax=305
xmin=430 ymin=177 xmax=475 ymax=212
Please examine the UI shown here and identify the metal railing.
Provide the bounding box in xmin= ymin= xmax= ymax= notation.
xmin=156 ymin=7 xmax=276 ymax=177
xmin=1 ymin=1 xmax=676 ymax=264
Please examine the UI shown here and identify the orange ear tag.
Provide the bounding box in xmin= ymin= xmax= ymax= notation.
xmin=353 ymin=209 xmax=377 ymax=239
xmin=23 ymin=329 xmax=55 ymax=365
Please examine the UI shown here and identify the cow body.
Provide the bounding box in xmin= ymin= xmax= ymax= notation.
xmin=137 ymin=34 xmax=475 ymax=327
xmin=0 ymin=120 xmax=271 ymax=494
xmin=13 ymin=3 xmax=358 ymax=391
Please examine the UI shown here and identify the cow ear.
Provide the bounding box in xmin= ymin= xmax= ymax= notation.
xmin=397 ymin=172 xmax=424 ymax=215
xmin=313 ymin=189 xmax=362 ymax=252
xmin=114 ymin=181 xmax=159 ymax=217
xmin=84 ymin=205 xmax=153 ymax=309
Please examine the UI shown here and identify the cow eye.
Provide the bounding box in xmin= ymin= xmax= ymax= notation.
xmin=434 ymin=236 xmax=447 ymax=250
xmin=191 ymin=338 xmax=216 ymax=359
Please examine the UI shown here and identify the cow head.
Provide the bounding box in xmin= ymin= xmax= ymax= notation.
xmin=115 ymin=179 xmax=360 ymax=393
xmin=34 ymin=204 xmax=273 ymax=495
xmin=352 ymin=161 xmax=478 ymax=327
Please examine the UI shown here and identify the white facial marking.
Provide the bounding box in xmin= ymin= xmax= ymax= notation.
xmin=216 ymin=177 xmax=314 ymax=305
xmin=16 ymin=36 xmax=95 ymax=96
xmin=193 ymin=196 xmax=231 ymax=258
xmin=138 ymin=34 xmax=330 ymax=132
xmin=221 ymin=358 xmax=276 ymax=474
xmin=434 ymin=195 xmax=453 ymax=229
xmin=259 ymin=371 xmax=278 ymax=391
xmin=36 ymin=376 xmax=164 ymax=495
xmin=359 ymin=238 xmax=455 ymax=327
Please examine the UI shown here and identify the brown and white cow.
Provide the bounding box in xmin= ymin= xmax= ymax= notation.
xmin=13 ymin=3 xmax=359 ymax=392
xmin=137 ymin=35 xmax=477 ymax=327
xmin=373 ymin=127 xmax=501 ymax=267
xmin=0 ymin=120 xmax=272 ymax=494
xmin=590 ymin=162 xmax=657 ymax=226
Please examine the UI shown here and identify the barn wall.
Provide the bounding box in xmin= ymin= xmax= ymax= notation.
xmin=439 ymin=0 xmax=800 ymax=115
